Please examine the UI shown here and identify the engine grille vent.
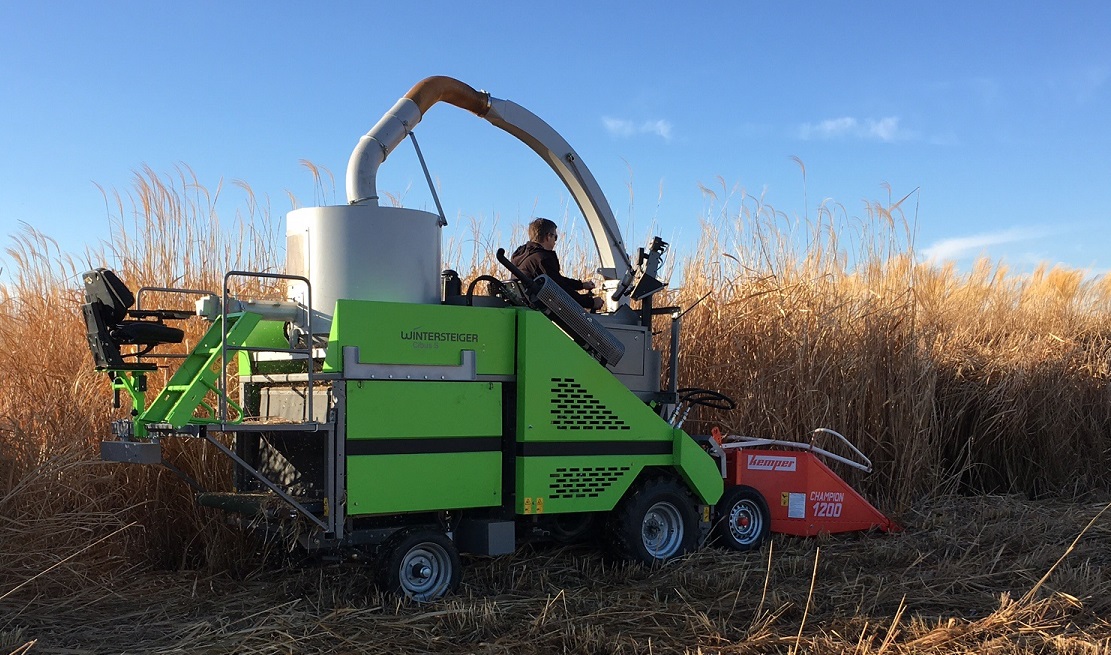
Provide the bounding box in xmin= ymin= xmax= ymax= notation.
xmin=550 ymin=378 xmax=630 ymax=430
xmin=548 ymin=466 xmax=631 ymax=499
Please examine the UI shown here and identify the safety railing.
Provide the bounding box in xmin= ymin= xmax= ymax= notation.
xmin=719 ymin=428 xmax=874 ymax=473
xmin=218 ymin=271 xmax=316 ymax=428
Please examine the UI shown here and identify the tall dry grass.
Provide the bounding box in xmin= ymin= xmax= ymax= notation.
xmin=668 ymin=182 xmax=1111 ymax=508
xmin=1 ymin=165 xmax=1110 ymax=588
xmin=0 ymin=166 xmax=285 ymax=589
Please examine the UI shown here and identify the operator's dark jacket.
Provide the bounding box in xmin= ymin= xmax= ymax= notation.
xmin=510 ymin=241 xmax=595 ymax=310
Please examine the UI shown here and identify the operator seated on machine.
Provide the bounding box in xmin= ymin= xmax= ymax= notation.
xmin=511 ymin=218 xmax=604 ymax=312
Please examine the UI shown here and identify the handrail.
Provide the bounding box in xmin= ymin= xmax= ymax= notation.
xmin=219 ymin=271 xmax=315 ymax=427
xmin=135 ymin=285 xmax=217 ymax=311
xmin=132 ymin=286 xmax=218 ymax=365
xmin=719 ymin=428 xmax=874 ymax=473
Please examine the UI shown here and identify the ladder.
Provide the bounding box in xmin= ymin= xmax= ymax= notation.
xmin=139 ymin=312 xmax=261 ymax=429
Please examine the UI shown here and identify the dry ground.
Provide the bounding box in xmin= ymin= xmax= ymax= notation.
xmin=3 ymin=494 xmax=1110 ymax=655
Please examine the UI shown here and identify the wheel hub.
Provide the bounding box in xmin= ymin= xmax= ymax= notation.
xmin=641 ymin=501 xmax=685 ymax=559
xmin=399 ymin=545 xmax=451 ymax=599
xmin=729 ymin=501 xmax=761 ymax=543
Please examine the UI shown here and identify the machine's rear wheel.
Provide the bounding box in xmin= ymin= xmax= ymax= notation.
xmin=607 ymin=477 xmax=701 ymax=564
xmin=715 ymin=485 xmax=770 ymax=552
xmin=379 ymin=529 xmax=461 ymax=602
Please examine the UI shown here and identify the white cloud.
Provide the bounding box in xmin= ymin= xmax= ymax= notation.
xmin=603 ymin=116 xmax=673 ymax=141
xmin=868 ymin=117 xmax=900 ymax=141
xmin=603 ymin=117 xmax=636 ymax=137
xmin=642 ymin=119 xmax=673 ymax=140
xmin=801 ymin=117 xmax=857 ymax=139
xmin=797 ymin=116 xmax=909 ymax=142
xmin=920 ymin=226 xmax=1056 ymax=263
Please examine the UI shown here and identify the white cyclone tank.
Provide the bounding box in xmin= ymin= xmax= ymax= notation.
xmin=285 ymin=205 xmax=441 ymax=335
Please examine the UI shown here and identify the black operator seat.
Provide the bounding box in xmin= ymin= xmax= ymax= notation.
xmin=81 ymin=268 xmax=186 ymax=370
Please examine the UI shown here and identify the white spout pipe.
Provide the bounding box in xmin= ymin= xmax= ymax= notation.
xmin=346 ymin=98 xmax=423 ymax=204
xmin=346 ymin=77 xmax=490 ymax=205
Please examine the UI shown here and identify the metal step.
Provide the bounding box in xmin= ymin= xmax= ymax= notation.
xmin=196 ymin=491 xmax=324 ymax=517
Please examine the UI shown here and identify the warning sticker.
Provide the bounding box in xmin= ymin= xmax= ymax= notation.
xmin=788 ymin=492 xmax=807 ymax=519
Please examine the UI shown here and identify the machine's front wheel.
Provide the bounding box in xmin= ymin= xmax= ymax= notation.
xmin=715 ymin=485 xmax=771 ymax=552
xmin=607 ymin=477 xmax=701 ymax=564
xmin=379 ymin=530 xmax=461 ymax=602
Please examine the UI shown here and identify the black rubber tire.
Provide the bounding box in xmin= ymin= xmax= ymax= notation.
xmin=606 ymin=477 xmax=702 ymax=564
xmin=378 ymin=530 xmax=461 ymax=602
xmin=548 ymin=513 xmax=600 ymax=545
xmin=714 ymin=485 xmax=771 ymax=552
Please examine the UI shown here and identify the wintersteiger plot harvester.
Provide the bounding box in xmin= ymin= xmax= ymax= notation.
xmin=85 ymin=77 xmax=896 ymax=601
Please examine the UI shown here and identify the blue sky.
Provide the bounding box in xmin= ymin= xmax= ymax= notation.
xmin=2 ymin=2 xmax=1110 ymax=277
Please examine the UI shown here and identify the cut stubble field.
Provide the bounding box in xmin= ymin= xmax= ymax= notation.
xmin=3 ymin=494 xmax=1109 ymax=654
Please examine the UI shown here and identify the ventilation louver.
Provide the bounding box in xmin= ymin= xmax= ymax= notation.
xmin=550 ymin=378 xmax=630 ymax=430
xmin=548 ymin=466 xmax=631 ymax=499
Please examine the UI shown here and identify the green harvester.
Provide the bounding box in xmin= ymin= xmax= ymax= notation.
xmin=84 ymin=76 xmax=763 ymax=602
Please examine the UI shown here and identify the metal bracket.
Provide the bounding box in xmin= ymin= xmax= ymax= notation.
xmin=201 ymin=431 xmax=330 ymax=532
xmin=101 ymin=440 xmax=162 ymax=464
xmin=342 ymin=347 xmax=477 ymax=381
xmin=408 ymin=131 xmax=448 ymax=227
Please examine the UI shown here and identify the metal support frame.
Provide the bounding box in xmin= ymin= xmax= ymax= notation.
xmin=720 ymin=429 xmax=874 ymax=473
xmin=330 ymin=382 xmax=347 ymax=541
xmin=408 ymin=131 xmax=448 ymax=227
xmin=175 ymin=377 xmax=247 ymax=426
xmin=202 ymin=430 xmax=331 ymax=533
xmin=102 ymin=271 xmax=345 ymax=542
xmin=110 ymin=372 xmax=148 ymax=437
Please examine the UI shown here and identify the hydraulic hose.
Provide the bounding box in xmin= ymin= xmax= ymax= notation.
xmin=465 ymin=274 xmax=504 ymax=306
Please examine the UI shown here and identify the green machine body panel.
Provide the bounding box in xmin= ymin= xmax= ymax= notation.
xmin=347 ymin=451 xmax=500 ymax=515
xmin=673 ymin=426 xmax=725 ymax=506
xmin=345 ymin=380 xmax=503 ymax=516
xmin=347 ymin=380 xmax=502 ymax=437
xmin=322 ymin=299 xmax=721 ymax=519
xmin=324 ymin=300 xmax=516 ymax=375
xmin=516 ymin=311 xmax=672 ymax=443
xmin=516 ymin=455 xmax=665 ymax=515
xmin=513 ymin=311 xmax=723 ymax=513
xmin=328 ymin=300 xmax=514 ymax=516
